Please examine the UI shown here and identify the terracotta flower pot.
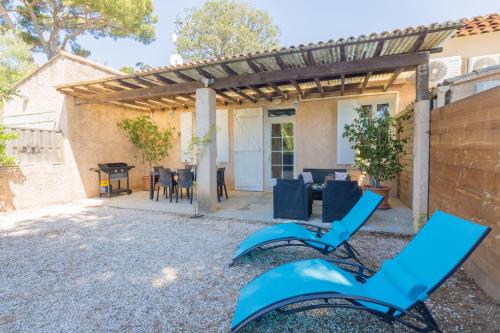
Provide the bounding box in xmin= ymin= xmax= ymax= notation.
xmin=362 ymin=185 xmax=391 ymax=209
xmin=142 ymin=175 xmax=151 ymax=191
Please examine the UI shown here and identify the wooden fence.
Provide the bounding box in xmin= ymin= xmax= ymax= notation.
xmin=5 ymin=127 xmax=64 ymax=165
xmin=429 ymin=85 xmax=500 ymax=300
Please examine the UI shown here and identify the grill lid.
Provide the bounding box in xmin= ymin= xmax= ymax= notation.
xmin=98 ymin=162 xmax=129 ymax=168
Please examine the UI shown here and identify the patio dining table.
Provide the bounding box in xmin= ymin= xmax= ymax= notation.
xmin=311 ymin=183 xmax=325 ymax=201
xmin=149 ymin=170 xmax=195 ymax=200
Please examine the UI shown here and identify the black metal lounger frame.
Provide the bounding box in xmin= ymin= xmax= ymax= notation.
xmin=230 ymin=223 xmax=363 ymax=266
xmin=231 ymin=228 xmax=491 ymax=333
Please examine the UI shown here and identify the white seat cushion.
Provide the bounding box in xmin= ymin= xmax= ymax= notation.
xmin=301 ymin=171 xmax=314 ymax=184
xmin=335 ymin=172 xmax=348 ymax=181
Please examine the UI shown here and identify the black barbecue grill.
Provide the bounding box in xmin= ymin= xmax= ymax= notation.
xmin=90 ymin=162 xmax=135 ymax=198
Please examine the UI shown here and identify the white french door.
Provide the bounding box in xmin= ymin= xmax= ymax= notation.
xmin=234 ymin=108 xmax=264 ymax=191
xmin=264 ymin=113 xmax=295 ymax=190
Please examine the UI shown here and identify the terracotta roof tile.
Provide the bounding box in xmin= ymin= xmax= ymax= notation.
xmin=455 ymin=13 xmax=500 ymax=37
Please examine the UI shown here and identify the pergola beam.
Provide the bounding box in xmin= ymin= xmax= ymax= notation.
xmin=248 ymin=85 xmax=272 ymax=102
xmin=275 ymin=55 xmax=287 ymax=69
xmin=71 ymin=86 xmax=97 ymax=95
xmin=268 ymin=82 xmax=288 ymax=100
xmin=246 ymin=59 xmax=262 ymax=73
xmin=154 ymin=74 xmax=176 ymax=84
xmin=339 ymin=45 xmax=346 ymax=62
xmin=174 ymin=96 xmax=194 ymax=107
xmin=384 ymin=68 xmax=405 ymax=91
xmin=84 ymin=85 xmax=114 ymax=94
xmin=410 ymin=31 xmax=428 ymax=53
xmin=174 ymin=71 xmax=196 ymax=82
xmin=117 ymin=79 xmax=141 ymax=89
xmin=306 ymin=50 xmax=316 ymax=65
xmin=314 ymin=77 xmax=324 ymax=97
xmin=110 ymin=101 xmax=149 ymax=110
xmin=217 ymin=91 xmax=241 ymax=104
xmin=100 ymin=82 xmax=124 ymax=91
xmin=134 ymin=100 xmax=159 ymax=108
xmin=340 ymin=74 xmax=345 ymax=96
xmin=300 ymin=85 xmax=396 ymax=100
xmin=146 ymin=98 xmax=175 ymax=108
xmin=196 ymin=67 xmax=213 ymax=79
xmin=220 ymin=63 xmax=239 ymax=76
xmin=229 ymin=88 xmax=257 ymax=103
xmin=373 ymin=40 xmax=385 ymax=57
xmin=179 ymin=94 xmax=196 ymax=102
xmin=360 ymin=72 xmax=373 ymax=93
xmin=75 ymin=53 xmax=427 ymax=104
xmin=290 ymin=80 xmax=304 ymax=98
xmin=133 ymin=76 xmax=160 ymax=87
xmin=161 ymin=97 xmax=189 ymax=108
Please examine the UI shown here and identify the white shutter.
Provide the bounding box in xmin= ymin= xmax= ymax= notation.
xmin=216 ymin=109 xmax=229 ymax=163
xmin=234 ymin=108 xmax=264 ymax=191
xmin=337 ymin=99 xmax=358 ymax=164
xmin=180 ymin=112 xmax=193 ymax=163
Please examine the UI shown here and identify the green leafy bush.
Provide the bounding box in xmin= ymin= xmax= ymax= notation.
xmin=343 ymin=108 xmax=409 ymax=188
xmin=118 ymin=115 xmax=174 ymax=171
xmin=0 ymin=125 xmax=18 ymax=166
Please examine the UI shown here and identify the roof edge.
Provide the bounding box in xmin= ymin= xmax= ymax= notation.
xmin=12 ymin=51 xmax=123 ymax=90
xmin=440 ymin=64 xmax=500 ymax=85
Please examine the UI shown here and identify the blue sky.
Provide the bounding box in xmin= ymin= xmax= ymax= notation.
xmin=34 ymin=0 xmax=500 ymax=69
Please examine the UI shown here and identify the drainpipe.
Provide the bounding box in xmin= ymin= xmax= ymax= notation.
xmin=436 ymin=85 xmax=451 ymax=108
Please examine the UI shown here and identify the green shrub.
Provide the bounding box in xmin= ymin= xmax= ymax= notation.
xmin=0 ymin=125 xmax=18 ymax=166
xmin=118 ymin=115 xmax=174 ymax=171
xmin=343 ymin=108 xmax=409 ymax=188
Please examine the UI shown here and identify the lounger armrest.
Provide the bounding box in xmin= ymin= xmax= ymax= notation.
xmin=324 ymin=258 xmax=376 ymax=282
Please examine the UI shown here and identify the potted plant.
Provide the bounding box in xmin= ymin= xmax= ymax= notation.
xmin=343 ymin=108 xmax=408 ymax=209
xmin=118 ymin=115 xmax=174 ymax=191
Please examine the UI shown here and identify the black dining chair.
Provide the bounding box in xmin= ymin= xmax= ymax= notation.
xmin=156 ymin=168 xmax=177 ymax=202
xmin=153 ymin=166 xmax=161 ymax=193
xmin=177 ymin=169 xmax=194 ymax=204
xmin=217 ymin=167 xmax=228 ymax=202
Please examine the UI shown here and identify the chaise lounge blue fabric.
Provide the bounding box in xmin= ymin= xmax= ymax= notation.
xmin=230 ymin=211 xmax=490 ymax=333
xmin=231 ymin=190 xmax=383 ymax=265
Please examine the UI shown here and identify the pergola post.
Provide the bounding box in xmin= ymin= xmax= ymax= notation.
xmin=195 ymin=87 xmax=217 ymax=212
xmin=412 ymin=58 xmax=431 ymax=230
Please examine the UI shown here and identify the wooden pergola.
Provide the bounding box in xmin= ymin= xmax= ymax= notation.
xmin=57 ymin=19 xmax=461 ymax=218
xmin=57 ymin=21 xmax=460 ymax=111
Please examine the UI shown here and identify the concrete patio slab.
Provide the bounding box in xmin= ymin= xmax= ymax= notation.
xmin=95 ymin=190 xmax=415 ymax=235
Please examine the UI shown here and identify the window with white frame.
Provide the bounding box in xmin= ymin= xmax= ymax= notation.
xmin=337 ymin=97 xmax=395 ymax=165
xmin=179 ymin=110 xmax=230 ymax=163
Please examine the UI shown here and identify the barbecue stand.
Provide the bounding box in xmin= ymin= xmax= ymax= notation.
xmin=91 ymin=163 xmax=135 ymax=198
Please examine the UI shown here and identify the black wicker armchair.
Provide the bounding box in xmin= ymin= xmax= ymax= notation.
xmin=273 ymin=179 xmax=313 ymax=221
xmin=322 ymin=180 xmax=362 ymax=222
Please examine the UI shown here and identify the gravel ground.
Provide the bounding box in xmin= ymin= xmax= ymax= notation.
xmin=0 ymin=206 xmax=498 ymax=333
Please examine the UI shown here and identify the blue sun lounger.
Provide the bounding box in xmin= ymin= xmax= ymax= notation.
xmin=231 ymin=211 xmax=490 ymax=333
xmin=231 ymin=191 xmax=383 ymax=266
